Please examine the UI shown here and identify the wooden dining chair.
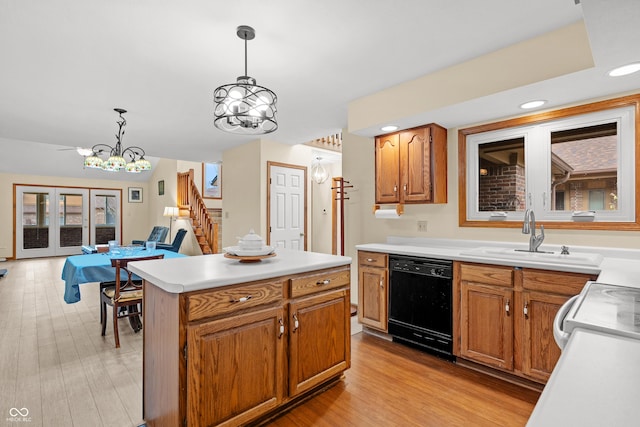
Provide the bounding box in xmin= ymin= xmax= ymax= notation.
xmin=100 ymin=254 xmax=164 ymax=348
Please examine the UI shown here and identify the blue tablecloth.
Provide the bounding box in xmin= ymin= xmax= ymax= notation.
xmin=62 ymin=250 xmax=185 ymax=303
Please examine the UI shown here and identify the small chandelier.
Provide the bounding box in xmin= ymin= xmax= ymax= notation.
xmin=311 ymin=157 xmax=329 ymax=184
xmin=84 ymin=108 xmax=152 ymax=173
xmin=213 ymin=25 xmax=278 ymax=135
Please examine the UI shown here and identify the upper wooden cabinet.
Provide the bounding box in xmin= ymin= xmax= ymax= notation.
xmin=375 ymin=123 xmax=447 ymax=204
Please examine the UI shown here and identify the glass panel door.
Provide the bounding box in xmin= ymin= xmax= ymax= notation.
xmin=20 ymin=190 xmax=51 ymax=251
xmin=16 ymin=186 xmax=89 ymax=258
xmin=90 ymin=189 xmax=121 ymax=245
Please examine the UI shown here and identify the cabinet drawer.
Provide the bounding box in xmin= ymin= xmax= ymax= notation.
xmin=290 ymin=267 xmax=350 ymax=298
xmin=358 ymin=251 xmax=388 ymax=268
xmin=522 ymin=269 xmax=595 ymax=296
xmin=186 ymin=280 xmax=284 ymax=322
xmin=460 ymin=263 xmax=513 ymax=287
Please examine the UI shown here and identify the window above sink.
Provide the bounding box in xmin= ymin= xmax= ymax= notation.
xmin=458 ymin=94 xmax=640 ymax=230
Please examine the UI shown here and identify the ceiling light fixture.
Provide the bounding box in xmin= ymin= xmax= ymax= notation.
xmin=519 ymin=100 xmax=546 ymax=110
xmin=381 ymin=125 xmax=398 ymax=132
xmin=311 ymin=157 xmax=329 ymax=184
xmin=213 ymin=25 xmax=278 ymax=135
xmin=83 ymin=108 xmax=151 ymax=173
xmin=608 ymin=62 xmax=640 ymax=77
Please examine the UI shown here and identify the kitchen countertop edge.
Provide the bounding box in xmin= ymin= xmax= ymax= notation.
xmin=356 ymin=238 xmax=640 ymax=285
xmin=128 ymin=248 xmax=352 ymax=294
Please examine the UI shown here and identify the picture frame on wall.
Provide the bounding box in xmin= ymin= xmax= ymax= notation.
xmin=128 ymin=187 xmax=143 ymax=203
xmin=158 ymin=180 xmax=165 ymax=196
xmin=203 ymin=162 xmax=222 ymax=199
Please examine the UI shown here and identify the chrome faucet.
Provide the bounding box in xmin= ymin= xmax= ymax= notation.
xmin=522 ymin=209 xmax=545 ymax=252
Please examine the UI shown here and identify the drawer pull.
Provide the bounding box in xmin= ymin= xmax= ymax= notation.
xmin=230 ymin=295 xmax=252 ymax=303
xmin=366 ymin=258 xmax=374 ymax=262
xmin=316 ymin=279 xmax=331 ymax=286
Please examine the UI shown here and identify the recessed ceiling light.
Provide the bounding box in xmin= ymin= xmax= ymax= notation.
xmin=608 ymin=63 xmax=640 ymax=77
xmin=520 ymin=100 xmax=546 ymax=110
xmin=380 ymin=125 xmax=398 ymax=132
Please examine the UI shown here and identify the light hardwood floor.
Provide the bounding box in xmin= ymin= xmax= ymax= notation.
xmin=0 ymin=257 xmax=540 ymax=427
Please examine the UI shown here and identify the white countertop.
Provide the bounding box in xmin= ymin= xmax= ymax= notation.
xmin=526 ymin=328 xmax=640 ymax=427
xmin=127 ymin=248 xmax=352 ymax=294
xmin=356 ymin=236 xmax=640 ymax=287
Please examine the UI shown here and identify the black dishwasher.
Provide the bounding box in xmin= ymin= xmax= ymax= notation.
xmin=388 ymin=255 xmax=454 ymax=360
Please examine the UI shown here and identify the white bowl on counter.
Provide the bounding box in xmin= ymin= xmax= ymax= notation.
xmin=223 ymin=245 xmax=275 ymax=257
xmin=237 ymin=229 xmax=264 ymax=250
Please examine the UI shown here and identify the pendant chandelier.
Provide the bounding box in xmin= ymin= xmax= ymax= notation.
xmin=84 ymin=108 xmax=151 ymax=173
xmin=311 ymin=157 xmax=329 ymax=184
xmin=213 ymin=25 xmax=278 ymax=135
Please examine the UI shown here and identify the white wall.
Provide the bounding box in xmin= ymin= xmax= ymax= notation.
xmin=223 ymin=140 xmax=262 ymax=248
xmin=222 ymin=138 xmax=338 ymax=253
xmin=342 ymin=99 xmax=640 ymax=255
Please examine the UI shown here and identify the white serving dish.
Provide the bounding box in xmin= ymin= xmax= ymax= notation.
xmin=237 ymin=229 xmax=265 ymax=250
xmin=223 ymin=245 xmax=275 ymax=257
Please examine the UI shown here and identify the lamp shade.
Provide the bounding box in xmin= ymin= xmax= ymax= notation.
xmin=163 ymin=206 xmax=179 ymax=217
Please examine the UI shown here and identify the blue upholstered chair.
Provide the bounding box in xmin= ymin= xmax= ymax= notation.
xmin=156 ymin=228 xmax=187 ymax=253
xmin=132 ymin=226 xmax=169 ymax=245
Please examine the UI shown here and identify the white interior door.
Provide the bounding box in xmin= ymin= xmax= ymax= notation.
xmin=269 ymin=164 xmax=306 ymax=250
xmin=16 ymin=186 xmax=89 ymax=258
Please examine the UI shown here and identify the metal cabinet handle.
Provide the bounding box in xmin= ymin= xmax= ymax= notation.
xmin=524 ymin=302 xmax=529 ymax=318
xmin=278 ymin=318 xmax=284 ymax=338
xmin=505 ymin=299 xmax=510 ymax=314
xmin=230 ymin=295 xmax=252 ymax=303
xmin=316 ymin=279 xmax=331 ymax=286
xmin=293 ymin=313 xmax=299 ymax=332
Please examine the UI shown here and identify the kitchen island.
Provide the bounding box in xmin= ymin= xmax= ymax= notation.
xmin=128 ymin=248 xmax=352 ymax=427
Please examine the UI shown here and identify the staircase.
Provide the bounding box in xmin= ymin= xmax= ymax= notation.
xmin=177 ymin=169 xmax=219 ymax=254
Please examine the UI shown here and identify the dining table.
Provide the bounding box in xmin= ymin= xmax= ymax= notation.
xmin=62 ymin=249 xmax=186 ymax=304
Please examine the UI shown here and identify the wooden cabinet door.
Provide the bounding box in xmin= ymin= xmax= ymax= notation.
xmin=520 ymin=290 xmax=568 ymax=382
xmin=400 ymin=126 xmax=431 ymax=202
xmin=358 ymin=265 xmax=387 ymax=331
xmin=460 ymin=282 xmax=514 ymax=370
xmin=289 ymin=289 xmax=350 ymax=397
xmin=375 ymin=133 xmax=400 ymax=203
xmin=186 ymin=306 xmax=285 ymax=427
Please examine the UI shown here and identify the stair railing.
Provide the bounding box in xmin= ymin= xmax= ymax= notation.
xmin=177 ymin=169 xmax=218 ymax=254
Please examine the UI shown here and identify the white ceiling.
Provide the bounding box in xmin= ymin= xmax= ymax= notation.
xmin=0 ymin=0 xmax=639 ymax=182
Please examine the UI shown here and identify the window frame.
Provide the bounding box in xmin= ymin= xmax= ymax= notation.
xmin=458 ymin=93 xmax=640 ymax=230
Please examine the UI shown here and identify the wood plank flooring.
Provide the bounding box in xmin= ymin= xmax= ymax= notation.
xmin=267 ymin=333 xmax=540 ymax=427
xmin=0 ymin=257 xmax=540 ymax=427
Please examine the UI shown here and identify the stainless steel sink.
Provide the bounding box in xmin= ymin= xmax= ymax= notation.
xmin=460 ymin=247 xmax=603 ymax=267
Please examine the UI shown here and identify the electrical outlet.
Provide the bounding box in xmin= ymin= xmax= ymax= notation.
xmin=417 ymin=221 xmax=428 ymax=232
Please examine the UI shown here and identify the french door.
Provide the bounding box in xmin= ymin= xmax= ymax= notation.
xmin=15 ymin=186 xmax=122 ymax=259
xmin=89 ymin=189 xmax=121 ymax=247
